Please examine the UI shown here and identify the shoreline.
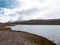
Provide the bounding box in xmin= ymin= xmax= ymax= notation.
xmin=0 ymin=28 xmax=56 ymax=45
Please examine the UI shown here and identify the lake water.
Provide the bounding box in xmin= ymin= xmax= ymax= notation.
xmin=8 ymin=25 xmax=60 ymax=45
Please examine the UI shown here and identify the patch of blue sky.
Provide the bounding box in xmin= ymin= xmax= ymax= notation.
xmin=0 ymin=0 xmax=19 ymax=9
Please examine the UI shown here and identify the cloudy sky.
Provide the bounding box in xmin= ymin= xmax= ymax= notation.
xmin=0 ymin=0 xmax=60 ymax=23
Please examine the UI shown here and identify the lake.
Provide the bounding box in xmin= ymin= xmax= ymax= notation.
xmin=8 ymin=25 xmax=60 ymax=45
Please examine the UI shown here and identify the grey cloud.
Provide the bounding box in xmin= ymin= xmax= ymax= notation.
xmin=39 ymin=0 xmax=46 ymax=3
xmin=17 ymin=8 xmax=39 ymax=15
xmin=16 ymin=8 xmax=40 ymax=21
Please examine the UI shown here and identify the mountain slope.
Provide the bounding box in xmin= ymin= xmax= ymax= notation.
xmin=0 ymin=19 xmax=60 ymax=25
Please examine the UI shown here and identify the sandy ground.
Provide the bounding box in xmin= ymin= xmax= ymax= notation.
xmin=0 ymin=28 xmax=56 ymax=45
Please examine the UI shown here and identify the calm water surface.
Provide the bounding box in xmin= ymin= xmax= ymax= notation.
xmin=8 ymin=25 xmax=60 ymax=45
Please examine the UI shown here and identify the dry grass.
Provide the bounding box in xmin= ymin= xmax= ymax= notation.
xmin=0 ymin=27 xmax=57 ymax=45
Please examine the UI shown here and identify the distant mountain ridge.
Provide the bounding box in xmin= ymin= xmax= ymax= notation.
xmin=0 ymin=19 xmax=60 ymax=26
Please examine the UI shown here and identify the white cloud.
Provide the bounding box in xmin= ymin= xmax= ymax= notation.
xmin=0 ymin=8 xmax=19 ymax=23
xmin=0 ymin=0 xmax=60 ymax=23
xmin=16 ymin=0 xmax=60 ymax=20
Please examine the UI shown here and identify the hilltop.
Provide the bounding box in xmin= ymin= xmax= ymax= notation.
xmin=0 ymin=19 xmax=60 ymax=26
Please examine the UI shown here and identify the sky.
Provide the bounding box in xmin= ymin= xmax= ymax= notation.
xmin=0 ymin=0 xmax=60 ymax=23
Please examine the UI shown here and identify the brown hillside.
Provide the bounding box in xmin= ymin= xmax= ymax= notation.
xmin=0 ymin=19 xmax=60 ymax=25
